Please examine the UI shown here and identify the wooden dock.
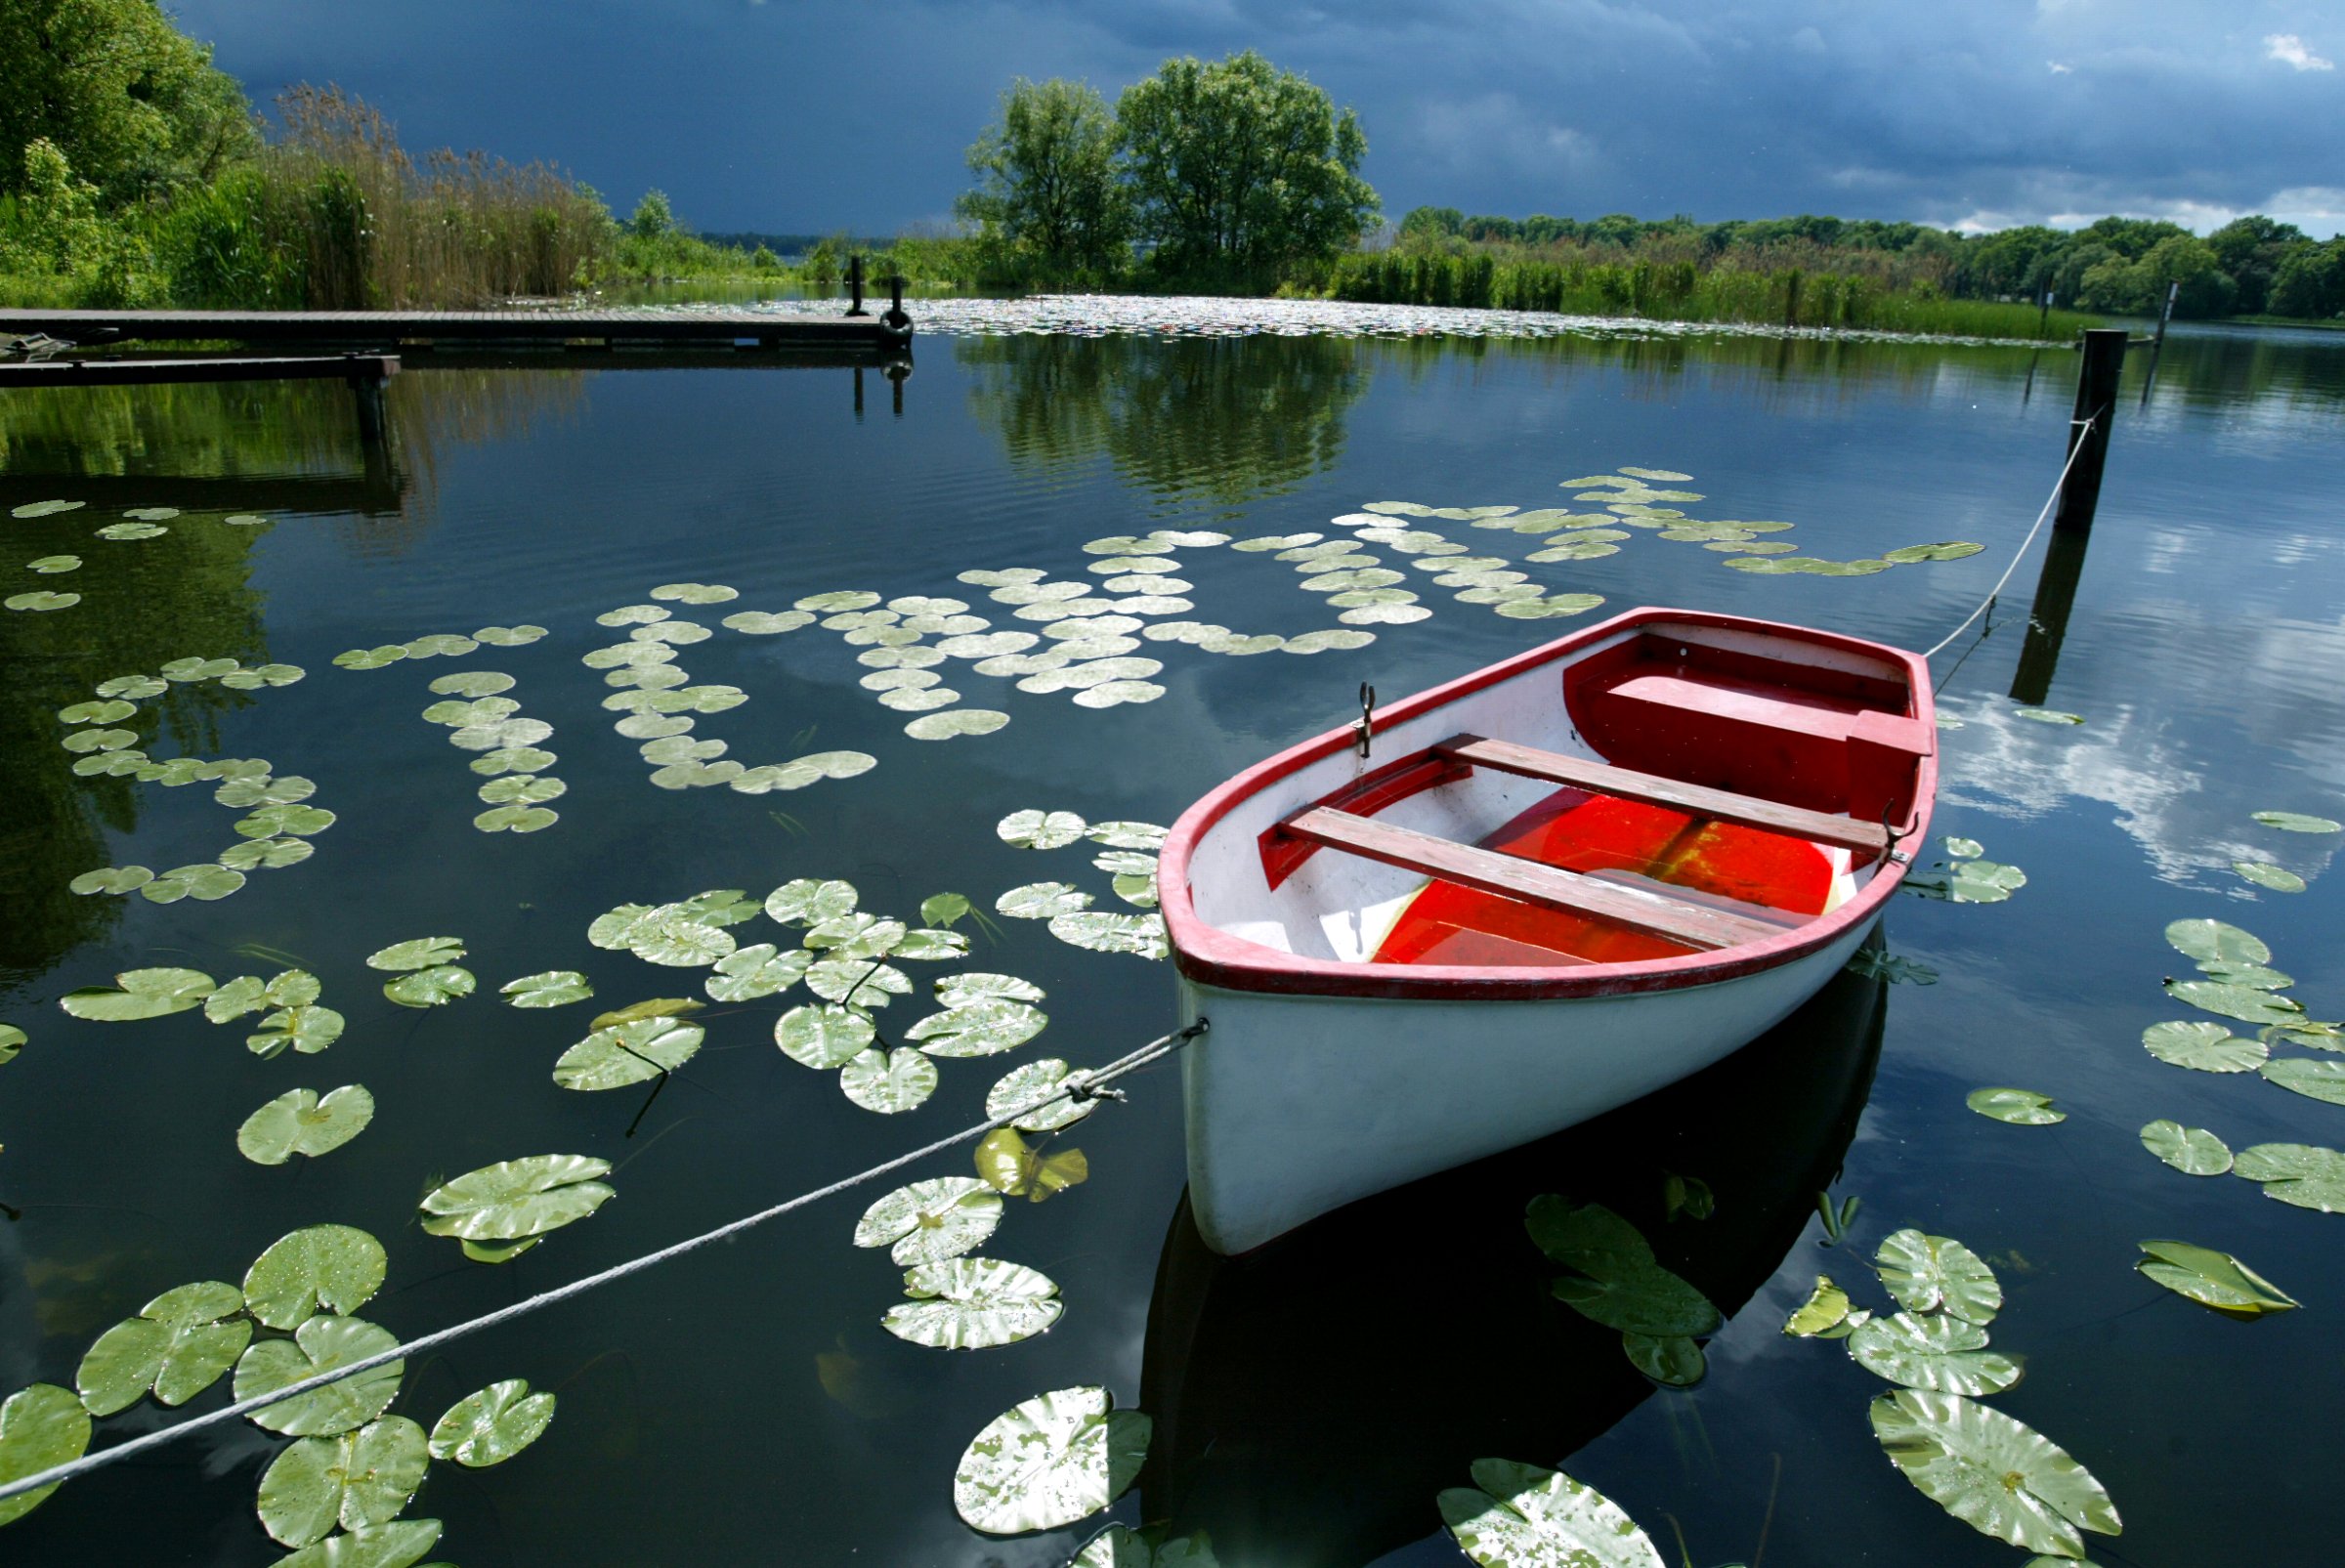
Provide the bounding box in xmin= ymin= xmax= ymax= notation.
xmin=0 ymin=307 xmax=911 ymax=354
xmin=0 ymin=353 xmax=398 ymax=388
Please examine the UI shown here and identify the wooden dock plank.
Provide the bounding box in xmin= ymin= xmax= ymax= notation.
xmin=0 ymin=308 xmax=909 ymax=351
xmin=1279 ymin=807 xmax=1785 ymax=953
xmin=1434 ymin=734 xmax=1894 ymax=857
xmin=0 ymin=354 xmax=397 ymax=389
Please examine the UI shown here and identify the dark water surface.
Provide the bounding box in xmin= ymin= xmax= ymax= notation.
xmin=2 ymin=318 xmax=2343 ymax=1566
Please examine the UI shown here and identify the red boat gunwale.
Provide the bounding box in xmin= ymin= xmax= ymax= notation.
xmin=1159 ymin=606 xmax=1938 ymax=1001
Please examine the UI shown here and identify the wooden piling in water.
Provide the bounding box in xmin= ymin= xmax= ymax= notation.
xmin=2053 ymin=327 xmax=2128 ymax=534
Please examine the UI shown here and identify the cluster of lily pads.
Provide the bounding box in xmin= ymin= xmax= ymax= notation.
xmin=2229 ymin=808 xmax=2336 ymax=893
xmin=4 ymin=501 xmax=192 ymax=613
xmin=1780 ymin=1228 xmax=2120 ymax=1559
xmin=996 ymin=809 xmax=1171 ymax=960
xmin=0 ymin=1220 xmax=555 ymax=1564
xmin=1526 ymin=1197 xmax=1722 ymax=1387
xmin=59 ymin=660 xmax=329 ymax=902
xmin=1905 ymin=833 xmax=2027 ymax=906
xmin=413 ymin=667 xmax=564 ymax=831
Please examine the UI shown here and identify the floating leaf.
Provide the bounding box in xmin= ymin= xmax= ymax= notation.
xmin=1869 ymin=1390 xmax=2119 ymax=1558
xmin=953 ymin=1385 xmax=1149 ymax=1536
xmin=1885 ymin=541 xmax=1985 ymax=562
xmin=383 ymin=965 xmax=474 ymax=1008
xmin=2261 ymin=1056 xmax=2345 ymax=1106
xmin=2141 ymin=1020 xmax=2265 ymax=1073
xmin=237 ymin=1085 xmax=375 ymax=1165
xmin=840 ymin=1047 xmax=939 ymax=1114
xmin=2234 ymin=1143 xmax=2345 ymax=1211
xmin=805 ymin=956 xmax=910 ymax=1005
xmin=2014 ymin=708 xmax=2083 ymax=725
xmin=142 ymin=862 xmax=246 ymax=903
xmin=2164 ymin=980 xmax=2300 ymax=1027
xmin=553 ymin=1018 xmax=703 ymax=1090
xmin=775 ymin=1004 xmax=876 ymax=1068
xmin=4 ymin=589 xmax=79 ymax=611
xmin=884 ymin=1257 xmax=1063 ymax=1350
xmin=855 ymin=1176 xmax=1002 ymax=1265
xmin=1875 ymin=1230 xmax=2001 ymax=1324
xmin=1850 ymin=1312 xmax=2024 ymax=1396
xmin=2135 ymin=1240 xmax=2297 ymax=1319
xmin=247 ymin=1005 xmax=346 ymax=1058
xmin=1550 ymin=1256 xmax=1721 ymax=1338
xmin=987 ymin=1059 xmax=1098 ymax=1132
xmin=1048 ymin=910 xmax=1168 ymax=958
xmin=909 ymin=998 xmax=1048 ymax=1058
xmin=75 ymin=1281 xmax=250 ymax=1415
xmin=765 ymin=877 xmax=859 ymax=926
xmin=276 ymin=1519 xmax=442 ymax=1568
xmin=2233 ymin=860 xmax=2306 ymax=893
xmin=997 ymin=880 xmax=1090 ymax=920
xmin=501 ymin=971 xmax=592 ymax=1008
xmin=257 ymin=1416 xmax=429 ymax=1547
xmin=977 ymin=1128 xmax=1089 ymax=1202
xmin=11 ymin=499 xmax=84 ymax=518
xmin=243 ymin=1226 xmax=388 ymax=1330
xmin=2140 ymin=1121 xmax=2232 ymax=1175
xmin=2252 ymin=811 xmax=2341 ymax=833
xmin=60 ymin=966 xmax=216 ymax=1021
xmin=2164 ymin=918 xmax=2269 ymax=967
xmin=234 ymin=1316 xmax=405 ymax=1437
xmin=0 ymin=1385 xmax=91 ymax=1525
xmin=907 ymin=708 xmax=1011 ymax=740
xmin=420 ymin=1155 xmax=615 ymax=1242
xmin=67 ymin=865 xmax=152 ymax=896
xmin=0 ymin=1024 xmax=20 ymax=1064
xmin=95 ymin=522 xmax=165 ymax=540
xmin=1966 ymin=1086 xmax=2066 ymax=1125
xmin=1784 ymin=1276 xmax=1861 ymax=1338
xmin=1438 ymin=1458 xmax=1665 ymax=1568
xmin=367 ymin=937 xmax=466 ymax=973
xmin=1622 ymin=1333 xmax=1705 ymax=1386
xmin=429 ymin=1379 xmax=556 ymax=1466
xmin=1908 ymin=859 xmax=2026 ymax=903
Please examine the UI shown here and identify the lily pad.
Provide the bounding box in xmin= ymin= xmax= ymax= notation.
xmin=247 ymin=1005 xmax=346 ymax=1058
xmin=2014 ymin=708 xmax=2084 ymax=725
xmin=2234 ymin=1143 xmax=2345 ymax=1211
xmin=705 ymin=944 xmax=812 ymax=1002
xmin=0 ymin=1025 xmax=20 ymax=1064
xmin=234 ymin=803 xmax=336 ymax=840
xmin=2252 ymin=811 xmax=2341 ymax=833
xmin=2261 ymin=1056 xmax=2345 ymax=1106
xmin=1966 ymin=1086 xmax=2066 ymax=1125
xmin=367 ymin=937 xmax=466 ymax=972
xmin=276 ymin=1519 xmax=443 ymax=1568
xmin=11 ymin=499 xmax=84 ymax=517
xmin=2140 ymin=1121 xmax=2233 ymax=1175
xmin=977 ymin=1128 xmax=1089 ymax=1202
xmin=0 ymin=1384 xmax=92 ymax=1525
xmin=907 ymin=708 xmax=1010 ymax=740
xmin=428 ymin=1379 xmax=556 ymax=1466
xmin=257 ymin=1416 xmax=429 ymax=1546
xmin=987 ymin=1059 xmax=1099 ymax=1132
xmin=776 ymin=1004 xmax=876 ymax=1069
xmin=243 ymin=1226 xmax=388 ymax=1329
xmin=234 ymin=1316 xmax=405 ymax=1437
xmin=383 ymin=965 xmax=475 ymax=1008
xmin=1048 ymin=911 xmax=1169 ymax=958
xmin=765 ymin=877 xmax=859 ymax=926
xmin=142 ymin=862 xmax=246 ymax=903
xmin=2135 ymin=1240 xmax=2298 ymax=1319
xmin=1869 ymin=1390 xmax=2119 ymax=1558
xmin=1622 ymin=1333 xmax=1705 ymax=1387
xmin=501 ymin=971 xmax=593 ymax=1008
xmin=587 ymin=996 xmax=704 ymax=1031
xmin=553 ymin=1018 xmax=704 ymax=1090
xmin=855 ymin=1176 xmax=1002 ymax=1265
xmin=67 ymin=865 xmax=152 ymax=896
xmin=2164 ymin=980 xmax=2300 ymax=1028
xmin=1784 ymin=1276 xmax=1862 ymax=1338
xmin=1438 ymin=1458 xmax=1665 ymax=1568
xmin=238 ymin=1085 xmax=376 ymax=1165
xmin=2233 ymin=862 xmax=2306 ymax=893
xmin=60 ymin=966 xmax=216 ymax=1021
xmin=2164 ymin=918 xmax=2269 ymax=967
xmin=884 ymin=1257 xmax=1064 ymax=1350
xmin=840 ymin=1047 xmax=939 ymax=1114
xmin=952 ymin=1385 xmax=1150 ymax=1536
xmin=420 ymin=1154 xmax=615 ymax=1242
xmin=910 ymin=999 xmax=1048 ymax=1058
xmin=95 ymin=522 xmax=165 ymax=540
xmin=4 ymin=589 xmax=78 ymax=611
xmin=1875 ymin=1230 xmax=2000 ymax=1324
xmin=2141 ymin=1020 xmax=2265 ymax=1073
xmin=998 ymin=881 xmax=1091 ymax=919
xmin=75 ymin=1281 xmax=251 ymax=1415
xmin=1850 ymin=1312 xmax=2024 ymax=1396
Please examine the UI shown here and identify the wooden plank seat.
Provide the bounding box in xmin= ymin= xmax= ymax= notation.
xmin=1603 ymin=671 xmax=1880 ymax=742
xmin=1433 ymin=734 xmax=1894 ymax=858
xmin=1278 ymin=807 xmax=1788 ymax=954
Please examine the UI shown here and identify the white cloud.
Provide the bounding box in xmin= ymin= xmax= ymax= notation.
xmin=2047 ymin=60 xmax=2072 ymax=73
xmin=2265 ymin=33 xmax=2334 ymax=70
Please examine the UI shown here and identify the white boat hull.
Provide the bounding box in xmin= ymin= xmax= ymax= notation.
xmin=1177 ymin=915 xmax=1877 ymax=1254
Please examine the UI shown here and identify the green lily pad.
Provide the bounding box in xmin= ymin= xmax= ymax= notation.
xmin=1850 ymin=1312 xmax=2024 ymax=1396
xmin=1885 ymin=541 xmax=1986 ymax=562
xmin=57 ymin=698 xmax=133 ymax=724
xmin=2234 ymin=1142 xmax=2345 ymax=1211
xmin=805 ymin=956 xmax=910 ymax=1006
xmin=998 ymin=881 xmax=1091 ymax=919
xmin=1622 ymin=1333 xmax=1705 ymax=1387
xmin=142 ymin=862 xmax=246 ymax=903
xmin=501 ymin=971 xmax=593 ymax=1008
xmin=216 ymin=774 xmax=317 ymax=808
xmin=474 ymin=624 xmax=546 ymax=646
xmin=473 ymin=802 xmax=560 ymax=832
xmin=257 ymin=1416 xmax=429 ymax=1546
xmin=2261 ymin=1056 xmax=2345 ymax=1106
xmin=75 ymin=1281 xmax=251 ymax=1415
xmin=854 ymin=1176 xmax=1002 ymax=1265
xmin=987 ymin=1059 xmax=1099 ymax=1132
xmin=67 ymin=865 xmax=152 ymax=896
xmin=840 ymin=1046 xmax=939 ymax=1114
xmin=420 ymin=1154 xmax=615 ymax=1242
xmin=237 ymin=1085 xmax=376 ymax=1165
xmin=2141 ymin=1020 xmax=2265 ymax=1073
xmin=976 ymin=1128 xmax=1089 ymax=1202
xmin=2140 ymin=1121 xmax=2232 ymax=1175
xmin=1966 ymin=1086 xmax=2066 ymax=1125
xmin=60 ymin=966 xmax=216 ymax=1021
xmin=775 ymin=1004 xmax=877 ymax=1069
xmin=2014 ymin=708 xmax=2083 ymax=724
xmin=1907 ymin=859 xmax=2026 ymax=903
xmin=59 ymin=724 xmax=136 ymax=752
xmin=1868 ymin=1390 xmax=2119 ymax=1558
xmin=2165 ymin=918 xmax=2269 ymax=966
xmin=333 ymin=646 xmax=409 ymax=670
xmin=908 ymin=998 xmax=1048 ymax=1058
xmin=884 ymin=1257 xmax=1063 ymax=1350
xmin=95 ymin=523 xmax=165 ymax=540
xmin=4 ymin=589 xmax=78 ymax=611
xmin=243 ymin=1226 xmax=388 ymax=1330
xmin=952 ymin=1384 xmax=1150 ymax=1536
xmin=0 ymin=1384 xmax=92 ymax=1525
xmin=1048 ymin=911 xmax=1168 ymax=958
xmin=2233 ymin=861 xmax=2306 ymax=892
xmin=722 ymin=610 xmax=815 ymax=634
xmin=0 ymin=1024 xmax=21 ymax=1064
xmin=383 ymin=965 xmax=475 ymax=1008
xmin=478 ymin=775 xmax=565 ymax=807
xmin=2135 ymin=1240 xmax=2297 ymax=1318
xmin=1531 ymin=1198 xmax=1721 ymax=1337
xmin=765 ymin=877 xmax=860 ymax=926
xmin=234 ymin=1315 xmax=405 ymax=1437
xmin=553 ymin=1018 xmax=704 ymax=1090
xmin=405 ymin=633 xmax=478 ymax=658
xmin=2196 ymin=961 xmax=2293 ymax=991
xmin=704 ymin=944 xmax=812 ymax=1002
xmin=1784 ymin=1276 xmax=1864 ymax=1338
xmin=368 ymin=937 xmax=467 ymax=973
xmin=2252 ymin=811 xmax=2341 ymax=833
xmin=234 ymin=803 xmax=337 ymax=839
xmin=276 ymin=1519 xmax=443 ymax=1568
xmin=11 ymin=499 xmax=84 ymax=518
xmin=2164 ymin=980 xmax=2300 ymax=1027
xmin=471 ymin=745 xmax=557 ymax=776
xmin=247 ymin=1005 xmax=346 ymax=1058
xmin=1438 ymin=1458 xmax=1665 ymax=1568
xmin=428 ymin=1379 xmax=556 ymax=1466
xmin=1875 ymin=1230 xmax=2001 ymax=1324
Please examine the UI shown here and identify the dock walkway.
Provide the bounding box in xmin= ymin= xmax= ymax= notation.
xmin=0 ymin=308 xmax=909 ymax=354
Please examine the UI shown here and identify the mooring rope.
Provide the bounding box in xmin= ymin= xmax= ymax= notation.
xmin=0 ymin=1020 xmax=1206 ymax=1507
xmin=1919 ymin=414 xmax=2099 ymax=661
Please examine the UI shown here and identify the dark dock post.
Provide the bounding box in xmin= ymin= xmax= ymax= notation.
xmin=853 ymin=364 xmax=865 ymax=421
xmin=2140 ymin=279 xmax=2179 ymax=405
xmin=2053 ymin=327 xmax=2128 ymax=533
xmin=346 ymin=355 xmax=389 ymax=444
xmin=845 ymin=255 xmax=869 ymax=317
xmin=2008 ymin=527 xmax=2093 ymax=705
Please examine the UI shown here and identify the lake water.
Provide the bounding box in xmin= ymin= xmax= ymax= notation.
xmin=2 ymin=310 xmax=2342 ymax=1566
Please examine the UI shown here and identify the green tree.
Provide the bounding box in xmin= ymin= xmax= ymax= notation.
xmin=628 ymin=189 xmax=674 ymax=240
xmin=2270 ymin=238 xmax=2345 ymax=319
xmin=956 ymin=77 xmax=1130 ymax=282
xmin=2206 ymin=215 xmax=2308 ymax=315
xmin=0 ymin=0 xmax=254 ymax=208
xmin=1115 ymin=51 xmax=1377 ymax=285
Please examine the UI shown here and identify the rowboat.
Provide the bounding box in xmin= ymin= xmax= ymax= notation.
xmin=1159 ymin=605 xmax=1936 ymax=1254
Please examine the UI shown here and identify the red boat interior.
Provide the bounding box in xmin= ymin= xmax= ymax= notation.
xmin=1263 ymin=631 xmax=1932 ymax=969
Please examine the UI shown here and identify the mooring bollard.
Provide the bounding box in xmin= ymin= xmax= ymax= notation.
xmin=845 ymin=255 xmax=869 ymax=317
xmin=881 ymin=275 xmax=910 ymax=333
xmin=2053 ymin=327 xmax=2128 ymax=533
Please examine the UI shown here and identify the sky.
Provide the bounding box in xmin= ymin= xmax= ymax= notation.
xmin=170 ymin=0 xmax=2345 ymax=238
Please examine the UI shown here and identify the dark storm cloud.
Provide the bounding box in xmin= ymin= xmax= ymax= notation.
xmin=170 ymin=0 xmax=2344 ymax=235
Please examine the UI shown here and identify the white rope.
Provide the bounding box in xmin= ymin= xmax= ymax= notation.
xmin=0 ymin=1022 xmax=1204 ymax=1507
xmin=1920 ymin=414 xmax=2099 ymax=660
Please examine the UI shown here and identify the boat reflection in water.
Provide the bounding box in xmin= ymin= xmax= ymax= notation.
xmin=1139 ymin=949 xmax=1889 ymax=1566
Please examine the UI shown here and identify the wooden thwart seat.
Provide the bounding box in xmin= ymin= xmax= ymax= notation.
xmin=1433 ymin=734 xmax=1893 ymax=858
xmin=1278 ymin=807 xmax=1787 ymax=954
